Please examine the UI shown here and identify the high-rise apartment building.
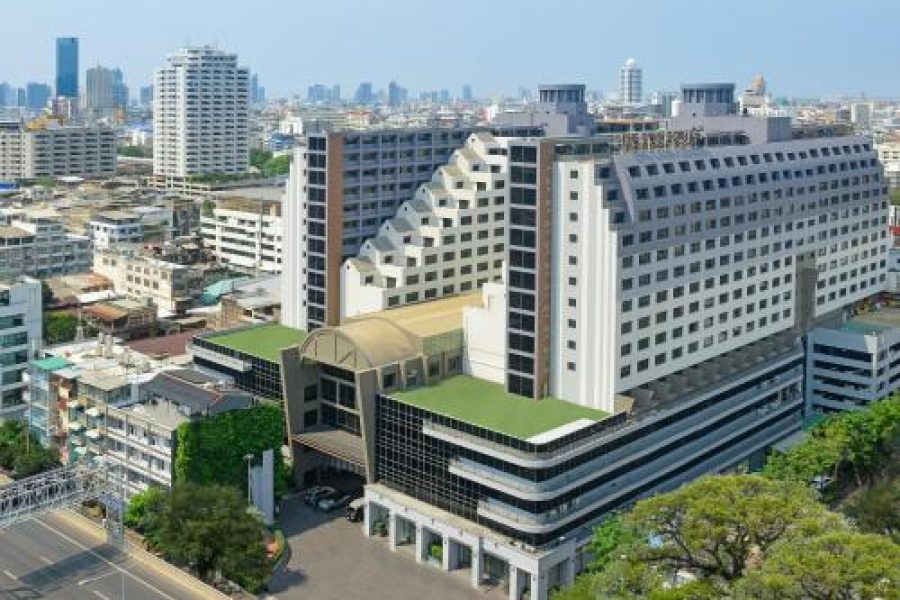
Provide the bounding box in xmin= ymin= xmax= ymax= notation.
xmin=282 ymin=124 xmax=542 ymax=331
xmin=153 ymin=46 xmax=250 ymax=179
xmin=619 ymin=57 xmax=642 ymax=104
xmin=139 ymin=84 xmax=153 ymax=107
xmin=85 ymin=66 xmax=128 ymax=120
xmin=55 ymin=37 xmax=79 ymax=98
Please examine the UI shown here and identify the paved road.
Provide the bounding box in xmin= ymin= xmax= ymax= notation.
xmin=268 ymin=496 xmax=487 ymax=600
xmin=0 ymin=511 xmax=220 ymax=600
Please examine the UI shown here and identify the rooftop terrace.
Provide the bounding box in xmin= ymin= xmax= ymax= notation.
xmin=836 ymin=306 xmax=900 ymax=336
xmin=204 ymin=323 xmax=308 ymax=363
xmin=393 ymin=375 xmax=608 ymax=441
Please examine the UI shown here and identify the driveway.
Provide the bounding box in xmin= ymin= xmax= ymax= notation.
xmin=268 ymin=495 xmax=482 ymax=600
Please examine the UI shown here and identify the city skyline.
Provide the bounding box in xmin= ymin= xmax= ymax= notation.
xmin=1 ymin=0 xmax=898 ymax=100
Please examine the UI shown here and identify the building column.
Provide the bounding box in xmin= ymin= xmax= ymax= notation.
xmin=363 ymin=501 xmax=372 ymax=538
xmin=388 ymin=512 xmax=398 ymax=550
xmin=415 ymin=524 xmax=425 ymax=564
xmin=509 ymin=565 xmax=522 ymax=600
xmin=532 ymin=570 xmax=547 ymax=600
xmin=442 ymin=536 xmax=454 ymax=571
xmin=563 ymin=557 xmax=576 ymax=587
xmin=470 ymin=543 xmax=483 ymax=588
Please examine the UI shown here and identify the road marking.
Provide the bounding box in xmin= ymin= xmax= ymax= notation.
xmin=2 ymin=569 xmax=16 ymax=580
xmin=93 ymin=591 xmax=111 ymax=600
xmin=38 ymin=555 xmax=53 ymax=565
xmin=32 ymin=518 xmax=178 ymax=600
xmin=78 ymin=569 xmax=118 ymax=586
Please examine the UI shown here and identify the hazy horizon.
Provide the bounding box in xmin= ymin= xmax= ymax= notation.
xmin=2 ymin=0 xmax=898 ymax=101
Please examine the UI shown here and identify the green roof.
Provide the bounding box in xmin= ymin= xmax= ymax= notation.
xmin=205 ymin=324 xmax=307 ymax=363
xmin=31 ymin=356 xmax=72 ymax=371
xmin=393 ymin=375 xmax=608 ymax=440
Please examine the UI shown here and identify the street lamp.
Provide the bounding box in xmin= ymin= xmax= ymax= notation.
xmin=243 ymin=453 xmax=254 ymax=507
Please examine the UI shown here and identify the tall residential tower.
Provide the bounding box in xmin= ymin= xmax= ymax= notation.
xmin=55 ymin=37 xmax=79 ymax=98
xmin=152 ymin=46 xmax=250 ymax=179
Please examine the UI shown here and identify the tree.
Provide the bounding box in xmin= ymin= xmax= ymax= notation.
xmin=619 ymin=475 xmax=841 ymax=583
xmin=735 ymin=531 xmax=900 ymax=600
xmin=43 ymin=311 xmax=78 ymax=345
xmin=249 ymin=148 xmax=273 ymax=170
xmin=13 ymin=446 xmax=60 ymax=478
xmin=151 ymin=483 xmax=268 ymax=590
xmin=262 ymin=154 xmax=291 ymax=176
xmin=124 ymin=486 xmax=167 ymax=533
xmin=843 ymin=477 xmax=900 ymax=542
xmin=586 ymin=514 xmax=641 ymax=572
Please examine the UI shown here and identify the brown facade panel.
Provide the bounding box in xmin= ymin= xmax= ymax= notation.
xmin=325 ymin=134 xmax=345 ymax=326
xmin=535 ymin=141 xmax=554 ymax=399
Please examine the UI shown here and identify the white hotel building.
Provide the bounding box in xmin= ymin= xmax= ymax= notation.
xmin=153 ymin=46 xmax=249 ymax=180
xmin=342 ymin=85 xmax=887 ymax=600
xmin=341 ymin=132 xmax=509 ymax=318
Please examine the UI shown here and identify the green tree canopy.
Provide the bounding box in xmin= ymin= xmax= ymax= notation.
xmin=843 ymin=477 xmax=900 ymax=542
xmin=735 ymin=531 xmax=900 ymax=600
xmin=150 ymin=483 xmax=268 ymax=591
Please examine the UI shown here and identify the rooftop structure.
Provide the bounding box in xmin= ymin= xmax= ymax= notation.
xmin=202 ymin=323 xmax=307 ymax=363
xmin=394 ymin=375 xmax=606 ymax=440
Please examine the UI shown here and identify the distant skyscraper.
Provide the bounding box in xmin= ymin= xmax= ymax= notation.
xmin=249 ymin=74 xmax=266 ymax=104
xmin=619 ymin=57 xmax=642 ymax=104
xmin=153 ymin=46 xmax=249 ymax=178
xmin=387 ymin=81 xmax=404 ymax=107
xmin=354 ymin=82 xmax=373 ymax=104
xmin=55 ymin=37 xmax=79 ymax=98
xmin=26 ymin=83 xmax=52 ymax=110
xmin=0 ymin=83 xmax=13 ymax=107
xmin=85 ymin=66 xmax=128 ymax=118
xmin=462 ymin=84 xmax=473 ymax=102
xmin=139 ymin=85 xmax=153 ymax=106
xmin=331 ymin=84 xmax=341 ymax=103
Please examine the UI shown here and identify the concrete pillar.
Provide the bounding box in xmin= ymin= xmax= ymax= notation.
xmin=388 ymin=512 xmax=398 ymax=551
xmin=563 ymin=557 xmax=576 ymax=587
xmin=443 ymin=537 xmax=454 ymax=571
xmin=415 ymin=524 xmax=425 ymax=564
xmin=471 ymin=543 xmax=483 ymax=588
xmin=509 ymin=565 xmax=521 ymax=600
xmin=363 ymin=501 xmax=372 ymax=538
xmin=532 ymin=570 xmax=547 ymax=600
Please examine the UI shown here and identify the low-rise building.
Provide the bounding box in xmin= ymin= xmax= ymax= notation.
xmin=0 ymin=209 xmax=91 ymax=277
xmin=104 ymin=369 xmax=254 ymax=499
xmin=189 ymin=323 xmax=306 ymax=400
xmin=0 ymin=276 xmax=42 ymax=420
xmin=92 ymin=245 xmax=218 ymax=315
xmin=0 ymin=120 xmax=116 ymax=180
xmin=200 ymin=190 xmax=283 ymax=274
xmin=88 ymin=210 xmax=144 ymax=248
xmin=806 ymin=303 xmax=900 ymax=412
xmin=82 ymin=299 xmax=157 ymax=340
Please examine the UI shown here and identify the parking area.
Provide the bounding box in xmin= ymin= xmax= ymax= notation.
xmin=268 ymin=493 xmax=483 ymax=600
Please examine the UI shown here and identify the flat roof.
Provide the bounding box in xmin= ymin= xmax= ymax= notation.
xmin=31 ymin=356 xmax=72 ymax=371
xmin=204 ymin=323 xmax=308 ymax=363
xmin=393 ymin=374 xmax=608 ymax=440
xmin=836 ymin=306 xmax=900 ymax=335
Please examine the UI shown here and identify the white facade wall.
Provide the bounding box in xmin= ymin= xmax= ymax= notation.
xmin=105 ymin=406 xmax=178 ymax=500
xmin=0 ymin=125 xmax=115 ymax=180
xmin=341 ymin=133 xmax=509 ymax=319
xmin=463 ymin=282 xmax=507 ymax=384
xmin=0 ymin=277 xmax=42 ymax=419
xmin=551 ymin=136 xmax=887 ymax=412
xmin=89 ymin=217 xmax=143 ymax=249
xmin=280 ymin=154 xmax=305 ymax=329
xmin=200 ymin=207 xmax=283 ymax=274
xmin=153 ymin=46 xmax=249 ymax=178
xmin=806 ymin=323 xmax=900 ymax=412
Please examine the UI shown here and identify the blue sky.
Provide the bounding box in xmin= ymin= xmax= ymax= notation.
xmin=1 ymin=0 xmax=897 ymax=100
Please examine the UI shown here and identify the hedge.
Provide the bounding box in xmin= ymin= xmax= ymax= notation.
xmin=174 ymin=403 xmax=288 ymax=497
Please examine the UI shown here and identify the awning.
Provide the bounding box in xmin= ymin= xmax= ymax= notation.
xmin=86 ymin=429 xmax=102 ymax=440
xmin=85 ymin=407 xmax=101 ymax=418
xmin=293 ymin=427 xmax=366 ymax=469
